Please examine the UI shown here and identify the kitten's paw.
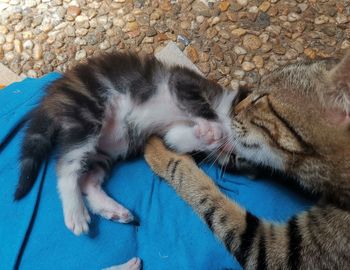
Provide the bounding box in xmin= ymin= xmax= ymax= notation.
xmin=194 ymin=119 xmax=224 ymax=146
xmin=64 ymin=204 xmax=91 ymax=236
xmin=86 ymin=190 xmax=136 ymax=225
xmin=100 ymin=203 xmax=135 ymax=224
xmin=103 ymin=257 xmax=141 ymax=270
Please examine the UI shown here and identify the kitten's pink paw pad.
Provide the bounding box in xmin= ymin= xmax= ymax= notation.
xmin=97 ymin=202 xmax=135 ymax=224
xmin=194 ymin=119 xmax=223 ymax=145
xmin=103 ymin=257 xmax=141 ymax=270
xmin=64 ymin=206 xmax=90 ymax=236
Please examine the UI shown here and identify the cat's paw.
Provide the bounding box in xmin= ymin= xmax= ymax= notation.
xmin=64 ymin=204 xmax=91 ymax=236
xmin=194 ymin=119 xmax=224 ymax=147
xmin=145 ymin=137 xmax=195 ymax=177
xmin=103 ymin=257 xmax=142 ymax=270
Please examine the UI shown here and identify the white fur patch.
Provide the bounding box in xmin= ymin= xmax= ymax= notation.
xmin=57 ymin=139 xmax=96 ymax=235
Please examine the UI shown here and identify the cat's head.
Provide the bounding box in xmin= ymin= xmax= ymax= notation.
xmin=229 ymin=52 xmax=350 ymax=199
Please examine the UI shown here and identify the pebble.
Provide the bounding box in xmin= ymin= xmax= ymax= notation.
xmin=177 ymin=34 xmax=190 ymax=46
xmin=25 ymin=0 xmax=36 ymax=8
xmin=113 ymin=18 xmax=125 ymax=28
xmin=273 ymin=44 xmax=286 ymax=55
xmin=341 ymin=40 xmax=350 ymax=50
xmin=33 ymin=43 xmax=43 ymax=60
xmin=76 ymin=28 xmax=88 ymax=36
xmin=75 ymin=49 xmax=86 ymax=61
xmin=231 ymin=28 xmax=247 ymax=37
xmin=145 ymin=27 xmax=157 ymax=37
xmin=27 ymin=70 xmax=37 ymax=78
xmin=336 ymin=14 xmax=348 ymax=24
xmin=252 ymin=55 xmax=264 ymax=68
xmin=75 ymin=15 xmax=89 ymax=29
xmin=243 ymin=34 xmax=262 ymax=50
xmin=242 ymin=62 xmax=255 ymax=72
xmin=197 ymin=62 xmax=210 ymax=75
xmin=67 ymin=6 xmax=81 ymax=20
xmin=142 ymin=36 xmax=154 ymax=43
xmin=288 ymin=12 xmax=300 ymax=22
xmin=234 ymin=46 xmax=247 ymax=55
xmin=13 ymin=39 xmax=22 ymax=53
xmin=23 ymin=40 xmax=33 ymax=50
xmin=206 ymin=28 xmax=217 ymax=39
xmin=285 ymin=48 xmax=299 ymax=60
xmin=266 ymin=25 xmax=281 ymax=36
xmin=65 ymin=25 xmax=76 ymax=37
xmin=259 ymin=1 xmax=270 ymax=12
xmin=315 ymin=15 xmax=329 ymax=25
xmin=3 ymin=43 xmax=14 ymax=51
xmin=123 ymin=22 xmax=138 ymax=32
xmin=99 ymin=40 xmax=111 ymax=50
xmin=219 ymin=1 xmax=230 ymax=12
xmin=196 ymin=16 xmax=204 ymax=24
xmin=233 ymin=69 xmax=245 ymax=79
xmin=6 ymin=32 xmax=14 ymax=43
xmin=5 ymin=51 xmax=15 ymax=61
xmin=0 ymin=26 xmax=9 ymax=35
xmin=0 ymin=34 xmax=5 ymax=45
xmin=185 ymin=45 xmax=199 ymax=63
xmin=237 ymin=0 xmax=248 ymax=7
xmin=304 ymin=48 xmax=316 ymax=59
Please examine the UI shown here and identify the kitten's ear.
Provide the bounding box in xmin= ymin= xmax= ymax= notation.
xmin=326 ymin=52 xmax=350 ymax=114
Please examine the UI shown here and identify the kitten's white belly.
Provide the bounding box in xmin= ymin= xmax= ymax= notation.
xmin=97 ymin=85 xmax=186 ymax=159
xmin=97 ymin=94 xmax=131 ymax=159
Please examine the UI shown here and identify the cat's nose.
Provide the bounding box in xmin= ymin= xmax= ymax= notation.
xmin=234 ymin=95 xmax=253 ymax=115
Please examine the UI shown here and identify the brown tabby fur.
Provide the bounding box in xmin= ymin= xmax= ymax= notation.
xmin=144 ymin=53 xmax=350 ymax=269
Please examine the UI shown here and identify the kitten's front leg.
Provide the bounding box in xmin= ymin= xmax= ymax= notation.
xmin=164 ymin=118 xmax=225 ymax=153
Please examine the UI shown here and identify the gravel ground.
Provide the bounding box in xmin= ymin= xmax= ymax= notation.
xmin=0 ymin=0 xmax=349 ymax=89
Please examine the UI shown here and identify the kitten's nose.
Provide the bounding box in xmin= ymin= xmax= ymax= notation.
xmin=234 ymin=95 xmax=253 ymax=115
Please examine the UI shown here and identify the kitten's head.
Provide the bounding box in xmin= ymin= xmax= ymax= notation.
xmin=229 ymin=52 xmax=350 ymax=200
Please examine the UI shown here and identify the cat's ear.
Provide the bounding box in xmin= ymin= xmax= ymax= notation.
xmin=326 ymin=52 xmax=350 ymax=114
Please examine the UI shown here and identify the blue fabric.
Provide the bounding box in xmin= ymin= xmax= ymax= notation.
xmin=0 ymin=74 xmax=314 ymax=270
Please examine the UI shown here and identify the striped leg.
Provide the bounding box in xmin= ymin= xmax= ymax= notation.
xmin=144 ymin=137 xmax=350 ymax=269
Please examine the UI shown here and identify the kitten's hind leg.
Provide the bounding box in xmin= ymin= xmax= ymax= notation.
xmin=81 ymin=166 xmax=135 ymax=224
xmin=57 ymin=140 xmax=97 ymax=235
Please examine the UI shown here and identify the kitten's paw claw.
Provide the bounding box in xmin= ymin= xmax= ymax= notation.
xmin=64 ymin=206 xmax=90 ymax=236
xmin=92 ymin=199 xmax=135 ymax=224
xmin=111 ymin=209 xmax=135 ymax=224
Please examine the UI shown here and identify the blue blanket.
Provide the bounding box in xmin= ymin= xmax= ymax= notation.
xmin=0 ymin=74 xmax=314 ymax=270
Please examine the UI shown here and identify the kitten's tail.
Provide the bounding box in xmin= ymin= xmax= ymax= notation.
xmin=14 ymin=109 xmax=56 ymax=200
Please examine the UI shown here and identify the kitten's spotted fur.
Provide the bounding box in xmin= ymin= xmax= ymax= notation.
xmin=15 ymin=52 xmax=236 ymax=236
xmin=145 ymin=53 xmax=350 ymax=269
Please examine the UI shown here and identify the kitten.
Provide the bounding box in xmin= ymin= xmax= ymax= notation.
xmin=15 ymin=52 xmax=236 ymax=236
xmin=145 ymin=52 xmax=350 ymax=269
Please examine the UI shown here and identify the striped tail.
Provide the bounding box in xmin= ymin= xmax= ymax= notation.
xmin=14 ymin=110 xmax=56 ymax=200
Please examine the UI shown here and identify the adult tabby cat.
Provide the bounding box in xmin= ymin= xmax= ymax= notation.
xmin=145 ymin=53 xmax=350 ymax=269
xmin=15 ymin=52 xmax=236 ymax=236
